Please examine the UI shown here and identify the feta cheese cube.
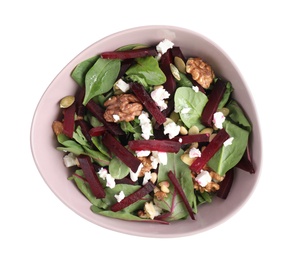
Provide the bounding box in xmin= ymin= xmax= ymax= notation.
xmin=156 ymin=39 xmax=174 ymax=55
xmin=212 ymin=111 xmax=225 ymax=129
xmin=195 ymin=170 xmax=212 ymax=187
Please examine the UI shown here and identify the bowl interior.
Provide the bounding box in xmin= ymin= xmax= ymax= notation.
xmin=31 ymin=25 xmax=261 ymax=237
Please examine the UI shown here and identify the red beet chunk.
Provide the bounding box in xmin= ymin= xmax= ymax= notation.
xmin=86 ymin=100 xmax=124 ymax=136
xmin=235 ymin=144 xmax=255 ymax=173
xmin=130 ymin=82 xmax=166 ymax=125
xmin=100 ymin=46 xmax=158 ymax=60
xmin=201 ymin=79 xmax=226 ymax=127
xmin=159 ymin=49 xmax=176 ymax=95
xmin=216 ymin=169 xmax=234 ymax=199
xmin=190 ymin=128 xmax=230 ymax=173
xmin=77 ymin=155 xmax=106 ymax=198
xmin=172 ymin=133 xmax=210 ymax=144
xmin=168 ymin=171 xmax=195 ymax=220
xmin=89 ymin=126 xmax=106 ymax=137
xmin=128 ymin=140 xmax=181 ymax=153
xmin=171 ymin=46 xmax=186 ymax=62
xmin=62 ymin=102 xmax=76 ymax=138
xmin=110 ymin=181 xmax=155 ymax=212
xmin=75 ymin=87 xmax=86 ymax=117
xmin=102 ymin=132 xmax=141 ymax=172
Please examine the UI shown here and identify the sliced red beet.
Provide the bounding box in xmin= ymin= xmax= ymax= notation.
xmin=235 ymin=144 xmax=255 ymax=173
xmin=102 ymin=132 xmax=141 ymax=173
xmin=159 ymin=49 xmax=176 ymax=95
xmin=110 ymin=181 xmax=155 ymax=212
xmin=201 ymin=79 xmax=226 ymax=127
xmin=117 ymin=59 xmax=135 ymax=79
xmin=88 ymin=126 xmax=107 ymax=137
xmin=128 ymin=139 xmax=181 ymax=153
xmin=216 ymin=168 xmax=234 ymax=199
xmin=77 ymin=155 xmax=106 ymax=198
xmin=130 ymin=82 xmax=166 ymax=125
xmin=100 ymin=46 xmax=158 ymax=60
xmin=75 ymin=87 xmax=86 ymax=117
xmin=190 ymin=128 xmax=230 ymax=173
xmin=86 ymin=100 xmax=124 ymax=136
xmin=168 ymin=171 xmax=195 ymax=220
xmin=171 ymin=46 xmax=186 ymax=62
xmin=172 ymin=133 xmax=210 ymax=144
xmin=62 ymin=101 xmax=76 ymax=138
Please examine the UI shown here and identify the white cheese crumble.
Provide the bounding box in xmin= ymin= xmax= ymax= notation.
xmin=136 ymin=150 xmax=151 ymax=157
xmin=114 ymin=78 xmax=130 ymax=92
xmin=224 ymin=137 xmax=234 ymax=147
xmin=144 ymin=201 xmax=162 ymax=219
xmin=150 ymin=151 xmax=168 ymax=169
xmin=192 ymin=86 xmax=199 ymax=92
xmin=142 ymin=171 xmax=152 ymax=185
xmin=105 ymin=174 xmax=116 ymax=189
xmin=112 ymin=114 xmax=120 ymax=122
xmin=97 ymin=167 xmax=108 ymax=180
xmin=138 ymin=111 xmax=153 ymax=140
xmin=130 ymin=163 xmax=143 ymax=182
xmin=163 ymin=121 xmax=180 ymax=139
xmin=63 ymin=152 xmax=78 ymax=167
xmin=178 ymin=138 xmax=183 ymax=143
xmin=212 ymin=111 xmax=226 ymax=129
xmin=189 ymin=147 xmax=201 ymax=158
xmin=156 ymin=39 xmax=174 ymax=55
xmin=150 ymin=88 xmax=170 ymax=111
xmin=195 ymin=170 xmax=212 ymax=187
xmin=114 ymin=191 xmax=125 ymax=203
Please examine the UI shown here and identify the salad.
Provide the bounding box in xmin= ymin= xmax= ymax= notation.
xmin=52 ymin=39 xmax=255 ymax=224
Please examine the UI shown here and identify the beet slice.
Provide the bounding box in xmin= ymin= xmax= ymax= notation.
xmin=100 ymin=46 xmax=158 ymax=60
xmin=130 ymin=82 xmax=166 ymax=125
xmin=102 ymin=132 xmax=141 ymax=172
xmin=190 ymin=128 xmax=230 ymax=173
xmin=62 ymin=101 xmax=76 ymax=138
xmin=86 ymin=100 xmax=124 ymax=136
xmin=201 ymin=79 xmax=226 ymax=127
xmin=216 ymin=168 xmax=234 ymax=199
xmin=77 ymin=155 xmax=106 ymax=198
xmin=75 ymin=87 xmax=86 ymax=117
xmin=235 ymin=144 xmax=255 ymax=173
xmin=117 ymin=59 xmax=135 ymax=79
xmin=171 ymin=46 xmax=186 ymax=62
xmin=128 ymin=139 xmax=181 ymax=153
xmin=168 ymin=171 xmax=195 ymax=220
xmin=89 ymin=126 xmax=107 ymax=137
xmin=172 ymin=133 xmax=210 ymax=144
xmin=159 ymin=49 xmax=176 ymax=95
xmin=110 ymin=181 xmax=155 ymax=212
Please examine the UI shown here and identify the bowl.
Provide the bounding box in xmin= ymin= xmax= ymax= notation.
xmin=30 ymin=25 xmax=262 ymax=237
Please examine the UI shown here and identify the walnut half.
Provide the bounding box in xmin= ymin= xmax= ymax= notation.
xmin=103 ymin=94 xmax=143 ymax=122
xmin=186 ymin=57 xmax=215 ymax=89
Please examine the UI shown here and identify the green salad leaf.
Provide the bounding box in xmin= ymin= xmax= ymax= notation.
xmin=109 ymin=156 xmax=130 ymax=179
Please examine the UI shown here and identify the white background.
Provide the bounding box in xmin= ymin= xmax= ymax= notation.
xmin=1 ymin=1 xmax=290 ymax=259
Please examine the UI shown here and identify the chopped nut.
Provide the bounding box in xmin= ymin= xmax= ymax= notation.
xmin=154 ymin=190 xmax=168 ymax=201
xmin=137 ymin=156 xmax=153 ymax=177
xmin=103 ymin=94 xmax=143 ymax=122
xmin=52 ymin=120 xmax=63 ymax=135
xmin=186 ymin=57 xmax=215 ymax=89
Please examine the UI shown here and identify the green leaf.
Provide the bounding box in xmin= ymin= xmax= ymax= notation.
xmin=207 ymin=120 xmax=249 ymax=176
xmin=91 ymin=136 xmax=110 ymax=157
xmin=83 ymin=146 xmax=110 ymax=166
xmin=83 ymin=58 xmax=121 ymax=105
xmin=126 ymin=56 xmax=166 ymax=86
xmin=218 ymin=81 xmax=233 ymax=109
xmin=56 ymin=134 xmax=84 ymax=155
xmin=154 ymin=150 xmax=195 ymax=221
xmin=71 ymin=55 xmax=99 ymax=86
xmin=174 ymin=87 xmax=208 ymax=130
xmin=109 ymin=156 xmax=130 ymax=179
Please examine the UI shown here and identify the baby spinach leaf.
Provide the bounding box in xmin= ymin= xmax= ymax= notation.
xmin=207 ymin=120 xmax=249 ymax=176
xmin=83 ymin=146 xmax=110 ymax=166
xmin=154 ymin=150 xmax=195 ymax=221
xmin=71 ymin=55 xmax=99 ymax=86
xmin=226 ymin=99 xmax=252 ymax=132
xmin=174 ymin=87 xmax=208 ymax=130
xmin=109 ymin=156 xmax=130 ymax=179
xmin=91 ymin=136 xmax=110 ymax=157
xmin=126 ymin=56 xmax=166 ymax=86
xmin=83 ymin=58 xmax=121 ymax=105
xmin=218 ymin=81 xmax=233 ymax=109
xmin=73 ymin=126 xmax=90 ymax=147
xmin=56 ymin=133 xmax=84 ymax=155
xmin=176 ymin=72 xmax=193 ymax=88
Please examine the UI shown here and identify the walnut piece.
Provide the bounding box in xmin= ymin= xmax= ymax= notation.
xmin=186 ymin=57 xmax=215 ymax=89
xmin=137 ymin=156 xmax=153 ymax=177
xmin=103 ymin=94 xmax=143 ymax=122
xmin=52 ymin=120 xmax=63 ymax=135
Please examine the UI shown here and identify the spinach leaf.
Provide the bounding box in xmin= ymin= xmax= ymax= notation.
xmin=226 ymin=99 xmax=252 ymax=132
xmin=154 ymin=150 xmax=195 ymax=221
xmin=91 ymin=136 xmax=110 ymax=157
xmin=174 ymin=87 xmax=208 ymax=130
xmin=176 ymin=72 xmax=193 ymax=88
xmin=208 ymin=120 xmax=249 ymax=176
xmin=56 ymin=133 xmax=84 ymax=155
xmin=109 ymin=156 xmax=130 ymax=179
xmin=218 ymin=81 xmax=233 ymax=108
xmin=83 ymin=58 xmax=121 ymax=105
xmin=73 ymin=126 xmax=90 ymax=147
xmin=83 ymin=146 xmax=110 ymax=167
xmin=126 ymin=56 xmax=166 ymax=86
xmin=71 ymin=55 xmax=99 ymax=86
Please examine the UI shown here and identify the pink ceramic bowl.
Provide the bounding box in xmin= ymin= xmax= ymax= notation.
xmin=30 ymin=25 xmax=261 ymax=237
